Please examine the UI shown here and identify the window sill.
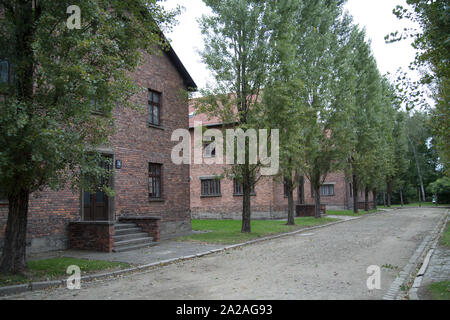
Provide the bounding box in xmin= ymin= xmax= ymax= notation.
xmin=149 ymin=198 xmax=165 ymax=203
xmin=233 ymin=193 xmax=256 ymax=197
xmin=200 ymin=194 xmax=222 ymax=198
xmin=148 ymin=123 xmax=165 ymax=130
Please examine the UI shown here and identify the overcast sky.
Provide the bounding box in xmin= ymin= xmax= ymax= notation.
xmin=161 ymin=0 xmax=419 ymax=91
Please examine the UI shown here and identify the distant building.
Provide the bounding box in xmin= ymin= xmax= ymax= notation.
xmin=188 ymin=104 xmax=374 ymax=219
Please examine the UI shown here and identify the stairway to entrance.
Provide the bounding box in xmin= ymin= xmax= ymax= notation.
xmin=113 ymin=222 xmax=157 ymax=253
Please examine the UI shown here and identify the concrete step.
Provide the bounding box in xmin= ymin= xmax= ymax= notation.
xmin=112 ymin=241 xmax=158 ymax=253
xmin=114 ymin=223 xmax=137 ymax=230
xmin=114 ymin=227 xmax=141 ymax=235
xmin=113 ymin=237 xmax=154 ymax=248
xmin=114 ymin=232 xmax=149 ymax=242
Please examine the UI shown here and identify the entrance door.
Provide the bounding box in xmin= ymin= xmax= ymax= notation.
xmin=83 ymin=190 xmax=109 ymax=221
xmin=83 ymin=156 xmax=112 ymax=221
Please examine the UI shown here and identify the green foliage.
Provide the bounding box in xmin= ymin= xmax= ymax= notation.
xmin=428 ymin=281 xmax=450 ymax=300
xmin=441 ymin=223 xmax=450 ymax=247
xmin=429 ymin=177 xmax=450 ymax=204
xmin=196 ymin=0 xmax=296 ymax=231
xmin=286 ymin=0 xmax=355 ymax=192
xmin=0 ymin=257 xmax=130 ymax=286
xmin=388 ymin=0 xmax=449 ymax=175
xmin=177 ymin=217 xmax=338 ymax=244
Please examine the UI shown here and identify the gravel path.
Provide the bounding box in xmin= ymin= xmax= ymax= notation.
xmin=4 ymin=208 xmax=447 ymax=300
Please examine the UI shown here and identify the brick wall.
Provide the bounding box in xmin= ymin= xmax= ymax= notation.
xmin=69 ymin=222 xmax=115 ymax=252
xmin=0 ymin=50 xmax=192 ymax=253
xmin=188 ymin=127 xmax=374 ymax=218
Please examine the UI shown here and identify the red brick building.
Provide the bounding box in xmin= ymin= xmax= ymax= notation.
xmin=0 ymin=45 xmax=197 ymax=253
xmin=189 ymin=107 xmax=374 ymax=219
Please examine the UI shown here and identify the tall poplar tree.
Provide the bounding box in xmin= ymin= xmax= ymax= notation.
xmin=197 ymin=0 xmax=287 ymax=232
xmin=292 ymin=0 xmax=355 ymax=218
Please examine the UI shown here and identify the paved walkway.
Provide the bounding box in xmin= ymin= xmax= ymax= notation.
xmin=28 ymin=215 xmax=356 ymax=266
xmin=6 ymin=207 xmax=446 ymax=300
xmin=28 ymin=240 xmax=227 ymax=266
xmin=417 ymin=244 xmax=450 ymax=299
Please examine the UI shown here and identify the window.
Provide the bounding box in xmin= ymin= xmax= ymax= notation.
xmin=320 ymin=184 xmax=335 ymax=197
xmin=148 ymin=163 xmax=162 ymax=199
xmin=234 ymin=179 xmax=255 ymax=196
xmin=148 ymin=90 xmax=161 ymax=126
xmin=0 ymin=60 xmax=9 ymax=84
xmin=91 ymin=97 xmax=106 ymax=115
xmin=203 ymin=139 xmax=216 ymax=158
xmin=201 ymin=179 xmax=221 ymax=197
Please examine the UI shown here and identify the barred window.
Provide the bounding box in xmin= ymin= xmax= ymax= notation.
xmin=320 ymin=184 xmax=335 ymax=196
xmin=201 ymin=179 xmax=221 ymax=197
xmin=149 ymin=163 xmax=162 ymax=199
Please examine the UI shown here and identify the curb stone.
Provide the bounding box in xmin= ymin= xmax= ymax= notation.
xmin=383 ymin=210 xmax=448 ymax=300
xmin=0 ymin=284 xmax=31 ymax=296
xmin=408 ymin=212 xmax=448 ymax=300
xmin=0 ymin=208 xmax=396 ymax=297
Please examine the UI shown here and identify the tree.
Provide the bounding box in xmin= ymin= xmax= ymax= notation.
xmin=291 ymin=0 xmax=356 ymax=218
xmin=389 ymin=0 xmax=449 ymax=175
xmin=348 ymin=26 xmax=385 ymax=213
xmin=261 ymin=1 xmax=301 ymax=226
xmin=429 ymin=177 xmax=450 ymax=205
xmin=0 ymin=0 xmax=177 ymax=274
xmin=402 ymin=112 xmax=441 ymax=204
xmin=197 ymin=0 xmax=289 ymax=232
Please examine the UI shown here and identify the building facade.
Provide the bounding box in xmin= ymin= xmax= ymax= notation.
xmin=189 ymin=107 xmax=374 ymax=220
xmin=0 ymin=46 xmax=196 ymax=253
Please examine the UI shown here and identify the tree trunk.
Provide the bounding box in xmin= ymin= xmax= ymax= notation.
xmin=383 ymin=192 xmax=386 ymax=207
xmin=408 ymin=135 xmax=426 ymax=202
xmin=314 ymin=187 xmax=321 ymax=219
xmin=298 ymin=176 xmax=305 ymax=205
xmin=0 ymin=189 xmax=30 ymax=274
xmin=286 ymin=177 xmax=295 ymax=226
xmin=364 ymin=186 xmax=369 ymax=212
xmin=372 ymin=189 xmax=377 ymax=210
xmin=400 ymin=189 xmax=404 ymax=207
xmin=418 ymin=187 xmax=422 ymax=207
xmin=387 ymin=181 xmax=392 ymax=207
xmin=241 ymin=165 xmax=252 ymax=233
xmin=353 ymin=174 xmax=358 ymax=214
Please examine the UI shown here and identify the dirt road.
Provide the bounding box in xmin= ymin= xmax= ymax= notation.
xmin=4 ymin=208 xmax=447 ymax=300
